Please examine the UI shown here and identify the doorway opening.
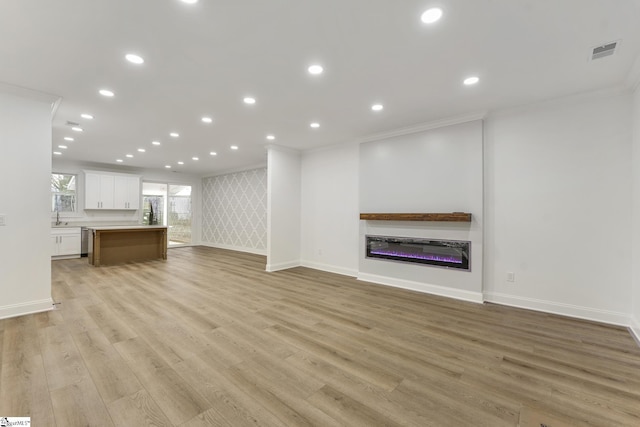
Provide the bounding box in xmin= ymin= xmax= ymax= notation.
xmin=142 ymin=182 xmax=192 ymax=246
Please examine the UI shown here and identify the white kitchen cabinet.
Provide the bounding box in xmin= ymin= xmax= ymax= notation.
xmin=84 ymin=171 xmax=140 ymax=210
xmin=51 ymin=228 xmax=81 ymax=258
xmin=114 ymin=175 xmax=140 ymax=209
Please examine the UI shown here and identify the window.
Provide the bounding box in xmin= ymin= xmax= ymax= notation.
xmin=51 ymin=173 xmax=77 ymax=213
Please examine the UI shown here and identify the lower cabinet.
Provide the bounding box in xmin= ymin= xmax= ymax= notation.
xmin=51 ymin=228 xmax=81 ymax=259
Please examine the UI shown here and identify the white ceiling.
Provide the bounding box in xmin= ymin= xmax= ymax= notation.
xmin=2 ymin=0 xmax=639 ymax=176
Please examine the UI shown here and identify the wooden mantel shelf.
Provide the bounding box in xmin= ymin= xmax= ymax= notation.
xmin=359 ymin=212 xmax=472 ymax=222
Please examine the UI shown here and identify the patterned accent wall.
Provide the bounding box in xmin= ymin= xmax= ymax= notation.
xmin=202 ymin=168 xmax=267 ymax=252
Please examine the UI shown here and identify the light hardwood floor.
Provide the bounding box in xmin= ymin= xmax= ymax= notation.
xmin=1 ymin=246 xmax=640 ymax=426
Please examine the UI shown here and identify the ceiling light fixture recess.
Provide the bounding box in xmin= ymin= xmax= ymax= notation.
xmin=58 ymin=145 xmax=67 ymax=149
xmin=310 ymin=122 xmax=320 ymax=128
xmin=210 ymin=152 xmax=217 ymax=156
xmin=64 ymin=137 xmax=74 ymax=141
xmin=371 ymin=104 xmax=384 ymax=111
xmin=243 ymin=97 xmax=256 ymax=105
xmin=125 ymin=53 xmax=144 ymax=64
xmin=266 ymin=135 xmax=275 ymax=140
xmin=180 ymin=0 xmax=198 ymax=4
xmin=201 ymin=116 xmax=213 ymax=123
xmin=53 ymin=151 xmax=62 ymax=155
xmin=138 ymin=148 xmax=146 ymax=152
xmin=99 ymin=89 xmax=114 ymax=97
xmin=71 ymin=127 xmax=83 ymax=132
xmin=421 ymin=7 xmax=443 ymax=24
xmin=178 ymin=161 xmax=184 ymax=165
xmin=308 ymin=64 xmax=324 ymax=75
xmin=463 ymin=76 xmax=480 ymax=85
xmin=81 ymin=113 xmax=94 ymax=119
xmin=152 ymin=141 xmax=161 ymax=145
xmin=170 ymin=132 xmax=179 ymax=138
xmin=116 ymin=159 xmax=123 ymax=163
xmin=126 ymin=154 xmax=133 ymax=158
xmin=230 ymin=145 xmax=239 ymax=150
xmin=192 ymin=157 xmax=199 ymax=160
xmin=165 ymin=165 xmax=171 ymax=168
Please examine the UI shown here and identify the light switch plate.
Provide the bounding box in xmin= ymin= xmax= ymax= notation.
xmin=0 ymin=214 xmax=5 ymax=226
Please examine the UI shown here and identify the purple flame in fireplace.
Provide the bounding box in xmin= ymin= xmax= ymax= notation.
xmin=365 ymin=235 xmax=471 ymax=271
xmin=369 ymin=248 xmax=462 ymax=264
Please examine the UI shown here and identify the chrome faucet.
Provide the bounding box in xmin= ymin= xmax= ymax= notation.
xmin=55 ymin=210 xmax=61 ymax=226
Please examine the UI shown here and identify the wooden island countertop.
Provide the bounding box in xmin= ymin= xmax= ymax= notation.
xmin=87 ymin=225 xmax=167 ymax=266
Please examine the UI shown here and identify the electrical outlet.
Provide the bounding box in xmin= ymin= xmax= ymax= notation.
xmin=506 ymin=272 xmax=515 ymax=282
xmin=0 ymin=214 xmax=6 ymax=226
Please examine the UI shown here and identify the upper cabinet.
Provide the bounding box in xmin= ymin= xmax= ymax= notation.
xmin=84 ymin=171 xmax=140 ymax=210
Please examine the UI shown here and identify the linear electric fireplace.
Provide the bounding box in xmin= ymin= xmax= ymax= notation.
xmin=366 ymin=235 xmax=470 ymax=271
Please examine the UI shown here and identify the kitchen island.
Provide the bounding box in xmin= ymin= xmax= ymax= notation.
xmin=87 ymin=225 xmax=167 ymax=266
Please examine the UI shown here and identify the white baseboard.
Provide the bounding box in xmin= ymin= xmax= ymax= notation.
xmin=200 ymin=241 xmax=267 ymax=256
xmin=266 ymin=260 xmax=301 ymax=272
xmin=357 ymin=273 xmax=484 ymax=304
xmin=300 ymin=260 xmax=358 ymax=278
xmin=0 ymin=298 xmax=54 ymax=320
xmin=484 ymin=292 xmax=631 ymax=327
xmin=631 ymin=316 xmax=640 ymax=347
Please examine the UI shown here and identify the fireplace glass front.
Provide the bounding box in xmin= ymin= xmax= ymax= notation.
xmin=366 ymin=235 xmax=470 ymax=271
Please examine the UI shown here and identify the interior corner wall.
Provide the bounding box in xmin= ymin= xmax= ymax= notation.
xmin=201 ymin=168 xmax=267 ymax=254
xmin=632 ymin=85 xmax=640 ymax=339
xmin=484 ymin=92 xmax=633 ymax=326
xmin=300 ymin=144 xmax=360 ymax=277
xmin=0 ymin=91 xmax=54 ymax=319
xmin=267 ymin=147 xmax=301 ymax=271
xmin=358 ymin=120 xmax=484 ymax=303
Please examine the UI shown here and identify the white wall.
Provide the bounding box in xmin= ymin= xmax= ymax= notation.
xmin=632 ymin=85 xmax=640 ymax=339
xmin=0 ymin=88 xmax=57 ymax=319
xmin=484 ymin=91 xmax=633 ymax=325
xmin=358 ymin=120 xmax=484 ymax=302
xmin=201 ymin=168 xmax=267 ymax=255
xmin=266 ymin=146 xmax=301 ymax=271
xmin=300 ymin=144 xmax=360 ymax=276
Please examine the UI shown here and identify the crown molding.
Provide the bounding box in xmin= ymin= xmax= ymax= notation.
xmin=354 ymin=111 xmax=487 ymax=145
xmin=0 ymin=81 xmax=61 ymax=112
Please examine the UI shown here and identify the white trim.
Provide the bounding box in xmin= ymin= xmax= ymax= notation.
xmin=200 ymin=241 xmax=266 ymax=256
xmin=200 ymin=163 xmax=267 ymax=178
xmin=300 ymin=260 xmax=358 ymax=278
xmin=0 ymin=298 xmax=55 ymax=320
xmin=266 ymin=260 xmax=301 ymax=272
xmin=0 ymin=82 xmax=61 ymax=106
xmin=630 ymin=316 xmax=640 ymax=347
xmin=484 ymin=292 xmax=630 ymax=327
xmin=355 ymin=112 xmax=487 ymax=145
xmin=625 ymin=53 xmax=640 ymax=92
xmin=357 ymin=272 xmax=483 ymax=304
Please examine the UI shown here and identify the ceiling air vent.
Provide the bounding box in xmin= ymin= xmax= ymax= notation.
xmin=590 ymin=40 xmax=619 ymax=61
xmin=66 ymin=120 xmax=80 ymax=126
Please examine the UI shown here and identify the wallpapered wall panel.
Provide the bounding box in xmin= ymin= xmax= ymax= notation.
xmin=202 ymin=168 xmax=267 ymax=251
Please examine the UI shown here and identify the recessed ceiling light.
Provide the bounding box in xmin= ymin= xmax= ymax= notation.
xmin=165 ymin=165 xmax=172 ymax=169
xmin=64 ymin=137 xmax=74 ymax=141
xmin=81 ymin=113 xmax=94 ymax=119
xmin=116 ymin=159 xmax=123 ymax=163
xmin=180 ymin=0 xmax=198 ymax=3
xmin=58 ymin=145 xmax=68 ymax=149
xmin=463 ymin=76 xmax=480 ymax=85
xmin=310 ymin=122 xmax=320 ymax=128
xmin=138 ymin=148 xmax=146 ymax=152
xmin=201 ymin=116 xmax=213 ymax=123
xmin=371 ymin=104 xmax=384 ymax=111
xmin=230 ymin=145 xmax=239 ymax=150
xmin=125 ymin=53 xmax=144 ymax=64
xmin=126 ymin=154 xmax=133 ymax=158
xmin=192 ymin=156 xmax=199 ymax=161
xmin=266 ymin=135 xmax=275 ymax=140
xmin=243 ymin=97 xmax=256 ymax=105
xmin=152 ymin=141 xmax=161 ymax=145
xmin=99 ymin=89 xmax=114 ymax=97
xmin=178 ymin=161 xmax=184 ymax=165
xmin=308 ymin=64 xmax=324 ymax=75
xmin=210 ymin=151 xmax=217 ymax=156
xmin=71 ymin=126 xmax=83 ymax=132
xmin=421 ymin=7 xmax=443 ymax=24
xmin=53 ymin=151 xmax=62 ymax=155
xmin=170 ymin=132 xmax=179 ymax=138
